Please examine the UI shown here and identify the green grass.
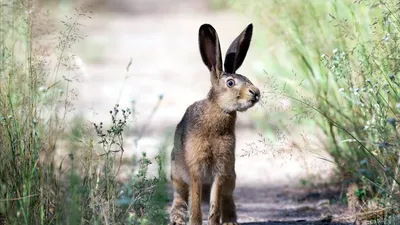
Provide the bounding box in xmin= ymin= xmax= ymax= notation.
xmin=0 ymin=1 xmax=168 ymax=224
xmin=231 ymin=0 xmax=400 ymax=221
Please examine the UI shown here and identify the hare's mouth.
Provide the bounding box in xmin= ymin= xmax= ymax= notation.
xmin=248 ymin=99 xmax=258 ymax=108
xmin=250 ymin=98 xmax=258 ymax=104
xmin=236 ymin=100 xmax=256 ymax=112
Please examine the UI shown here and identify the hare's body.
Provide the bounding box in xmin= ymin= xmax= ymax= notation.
xmin=172 ymin=99 xmax=236 ymax=185
xmin=170 ymin=24 xmax=259 ymax=225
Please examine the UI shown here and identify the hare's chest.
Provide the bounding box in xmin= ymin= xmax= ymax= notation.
xmin=184 ymin=134 xmax=235 ymax=183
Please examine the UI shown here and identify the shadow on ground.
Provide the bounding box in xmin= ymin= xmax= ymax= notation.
xmin=167 ymin=184 xmax=351 ymax=224
xmin=241 ymin=222 xmax=351 ymax=225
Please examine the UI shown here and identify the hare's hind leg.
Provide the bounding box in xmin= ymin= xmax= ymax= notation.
xmin=170 ymin=177 xmax=189 ymax=225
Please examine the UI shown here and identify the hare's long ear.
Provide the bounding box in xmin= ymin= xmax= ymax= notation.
xmin=199 ymin=24 xmax=222 ymax=82
xmin=224 ymin=24 xmax=253 ymax=74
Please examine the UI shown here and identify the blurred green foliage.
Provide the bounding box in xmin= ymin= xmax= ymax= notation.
xmin=0 ymin=1 xmax=168 ymax=224
xmin=232 ymin=0 xmax=400 ymax=216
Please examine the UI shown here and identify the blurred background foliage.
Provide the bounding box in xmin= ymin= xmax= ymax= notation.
xmin=229 ymin=0 xmax=400 ymax=211
xmin=0 ymin=0 xmax=169 ymax=224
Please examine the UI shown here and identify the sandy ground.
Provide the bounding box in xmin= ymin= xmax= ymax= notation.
xmin=51 ymin=7 xmax=353 ymax=224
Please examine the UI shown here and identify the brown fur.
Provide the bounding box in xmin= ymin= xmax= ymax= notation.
xmin=170 ymin=24 xmax=259 ymax=225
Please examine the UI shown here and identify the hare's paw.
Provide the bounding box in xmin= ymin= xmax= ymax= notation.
xmin=169 ymin=222 xmax=185 ymax=225
xmin=222 ymin=223 xmax=239 ymax=225
xmin=169 ymin=216 xmax=186 ymax=225
xmin=170 ymin=209 xmax=187 ymax=225
xmin=169 ymin=221 xmax=186 ymax=225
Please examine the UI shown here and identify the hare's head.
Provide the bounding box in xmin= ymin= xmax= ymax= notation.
xmin=199 ymin=23 xmax=260 ymax=113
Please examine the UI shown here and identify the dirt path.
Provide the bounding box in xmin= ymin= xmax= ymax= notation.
xmin=66 ymin=8 xmax=351 ymax=224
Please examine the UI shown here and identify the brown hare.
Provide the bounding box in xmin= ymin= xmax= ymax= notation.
xmin=170 ymin=23 xmax=260 ymax=225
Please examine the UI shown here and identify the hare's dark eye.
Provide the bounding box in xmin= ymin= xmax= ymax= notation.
xmin=226 ymin=79 xmax=235 ymax=88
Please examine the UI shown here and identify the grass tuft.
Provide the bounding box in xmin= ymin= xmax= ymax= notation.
xmin=0 ymin=1 xmax=168 ymax=224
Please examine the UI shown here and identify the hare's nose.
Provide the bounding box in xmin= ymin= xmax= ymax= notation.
xmin=249 ymin=88 xmax=260 ymax=102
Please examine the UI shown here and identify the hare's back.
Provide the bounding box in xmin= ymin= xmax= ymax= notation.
xmin=172 ymin=100 xmax=208 ymax=154
xmin=170 ymin=100 xmax=208 ymax=181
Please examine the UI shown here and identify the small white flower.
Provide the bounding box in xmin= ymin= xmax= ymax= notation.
xmin=371 ymin=115 xmax=376 ymax=123
xmin=382 ymin=33 xmax=390 ymax=42
xmin=338 ymin=88 xmax=344 ymax=92
xmin=39 ymin=86 xmax=46 ymax=92
xmin=333 ymin=48 xmax=338 ymax=54
xmin=353 ymin=88 xmax=359 ymax=95
xmin=24 ymin=8 xmax=34 ymax=15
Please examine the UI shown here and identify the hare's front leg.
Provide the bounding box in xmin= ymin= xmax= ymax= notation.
xmin=220 ymin=176 xmax=238 ymax=225
xmin=208 ymin=176 xmax=221 ymax=225
xmin=208 ymin=174 xmax=238 ymax=225
xmin=170 ymin=177 xmax=189 ymax=225
xmin=189 ymin=173 xmax=202 ymax=225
